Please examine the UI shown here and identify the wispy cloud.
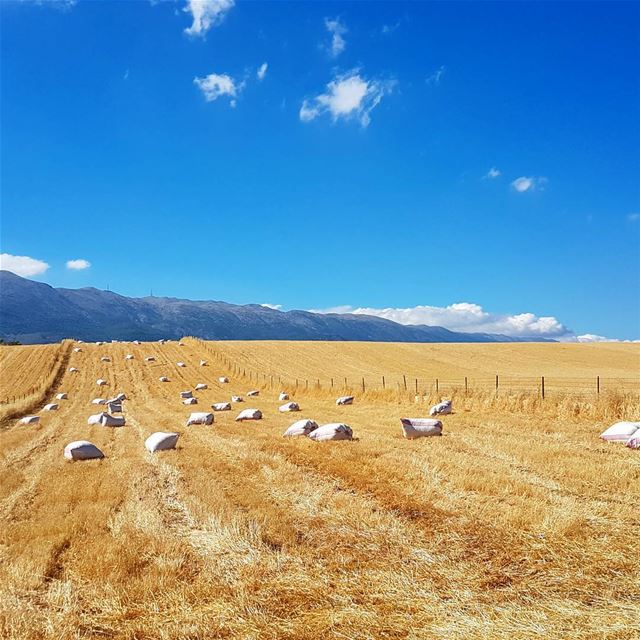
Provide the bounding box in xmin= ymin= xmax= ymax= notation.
xmin=257 ymin=62 xmax=268 ymax=81
xmin=325 ymin=17 xmax=347 ymax=58
xmin=300 ymin=70 xmax=395 ymax=128
xmin=20 ymin=0 xmax=77 ymax=10
xmin=260 ymin=303 xmax=282 ymax=310
xmin=511 ymin=176 xmax=547 ymax=193
xmin=426 ymin=66 xmax=445 ymax=86
xmin=628 ymin=213 xmax=640 ymax=222
xmin=194 ymin=72 xmax=242 ymax=107
xmin=381 ymin=21 xmax=401 ymax=36
xmin=0 ymin=253 xmax=49 ymax=278
xmin=184 ymin=0 xmax=234 ymax=38
xmin=66 ymin=259 xmax=91 ymax=270
xmin=485 ymin=167 xmax=501 ymax=179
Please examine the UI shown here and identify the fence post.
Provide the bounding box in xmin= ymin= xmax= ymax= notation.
xmin=435 ymin=378 xmax=439 ymax=393
xmin=344 ymin=377 xmax=347 ymax=389
xmin=331 ymin=378 xmax=334 ymax=388
xmin=295 ymin=378 xmax=298 ymax=389
xmin=541 ymin=376 xmax=545 ymax=400
xmin=382 ymin=375 xmax=385 ymax=389
xmin=415 ymin=378 xmax=418 ymax=394
xmin=597 ymin=375 xmax=600 ymax=395
xmin=495 ymin=375 xmax=499 ymax=392
xmin=306 ymin=379 xmax=308 ymax=389
xmin=362 ymin=377 xmax=366 ymax=393
xmin=317 ymin=378 xmax=320 ymax=389
xmin=464 ymin=376 xmax=468 ymax=393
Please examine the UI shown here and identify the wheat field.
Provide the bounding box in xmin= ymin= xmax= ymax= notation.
xmin=1 ymin=339 xmax=638 ymax=639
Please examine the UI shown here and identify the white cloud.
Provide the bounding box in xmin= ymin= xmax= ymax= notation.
xmin=426 ymin=66 xmax=445 ymax=85
xmin=511 ymin=176 xmax=548 ymax=193
xmin=66 ymin=259 xmax=91 ymax=270
xmin=300 ymin=70 xmax=394 ymax=128
xmin=194 ymin=72 xmax=241 ymax=106
xmin=21 ymin=0 xmax=77 ymax=10
xmin=485 ymin=167 xmax=501 ymax=179
xmin=311 ymin=302 xmax=574 ymax=339
xmin=381 ymin=21 xmax=401 ymax=36
xmin=184 ymin=0 xmax=234 ymax=38
xmin=628 ymin=213 xmax=640 ymax=222
xmin=257 ymin=62 xmax=268 ymax=81
xmin=325 ymin=17 xmax=347 ymax=58
xmin=0 ymin=253 xmax=49 ymax=278
xmin=260 ymin=303 xmax=282 ymax=310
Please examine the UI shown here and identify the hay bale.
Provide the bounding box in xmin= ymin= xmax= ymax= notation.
xmin=600 ymin=422 xmax=640 ymax=443
xmin=279 ymin=392 xmax=289 ymax=401
xmin=64 ymin=440 xmax=104 ymax=461
xmin=247 ymin=390 xmax=260 ymax=397
xmin=180 ymin=390 xmax=193 ymax=399
xmin=88 ymin=412 xmax=125 ymax=427
xmin=232 ymin=395 xmax=243 ymax=403
xmin=69 ymin=367 xmax=79 ymax=373
xmin=159 ymin=376 xmax=169 ymax=382
xmin=235 ymin=409 xmax=262 ymax=422
xmin=19 ymin=415 xmax=39 ymax=425
xmin=43 ymin=403 xmax=59 ymax=411
xmin=96 ymin=379 xmax=107 ymax=386
xmin=145 ymin=432 xmax=180 ymax=453
xmin=429 ymin=400 xmax=452 ymax=417
xmin=125 ymin=354 xmax=134 ymax=360
xmin=145 ymin=356 xmax=156 ymax=362
xmin=336 ymin=396 xmax=354 ymax=406
xmin=92 ymin=398 xmax=106 ymax=405
xmin=195 ymin=383 xmax=208 ymax=391
xmin=212 ymin=402 xmax=231 ymax=411
xmin=183 ymin=397 xmax=198 ymax=405
xmin=73 ymin=347 xmax=82 ymax=353
xmin=177 ymin=362 xmax=186 ymax=368
xmin=100 ymin=357 xmax=111 ymax=363
xmin=200 ymin=360 xmax=207 ymax=367
xmin=279 ymin=402 xmax=300 ymax=413
xmin=309 ymin=423 xmax=353 ymax=442
xmin=186 ymin=412 xmax=214 ymax=426
xmin=400 ymin=418 xmax=443 ymax=439
xmin=56 ymin=393 xmax=68 ymax=400
xmin=283 ymin=419 xmax=318 ymax=438
xmin=107 ymin=402 xmax=122 ymax=413
xmin=219 ymin=376 xmax=229 ymax=383
xmin=626 ymin=433 xmax=640 ymax=449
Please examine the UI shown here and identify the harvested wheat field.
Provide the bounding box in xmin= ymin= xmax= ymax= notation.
xmin=1 ymin=338 xmax=639 ymax=639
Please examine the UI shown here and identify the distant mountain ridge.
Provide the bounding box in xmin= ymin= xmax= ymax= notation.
xmin=0 ymin=271 xmax=553 ymax=344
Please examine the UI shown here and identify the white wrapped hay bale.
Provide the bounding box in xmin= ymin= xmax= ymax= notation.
xmin=96 ymin=379 xmax=107 ymax=386
xmin=309 ymin=423 xmax=353 ymax=442
xmin=183 ymin=397 xmax=198 ymax=405
xmin=64 ymin=440 xmax=104 ymax=461
xmin=125 ymin=354 xmax=134 ymax=360
xmin=88 ymin=412 xmax=125 ymax=427
xmin=145 ymin=432 xmax=180 ymax=453
xmin=429 ymin=400 xmax=452 ymax=417
xmin=159 ymin=376 xmax=169 ymax=382
xmin=283 ymin=419 xmax=318 ymax=438
xmin=247 ymin=390 xmax=260 ymax=397
xmin=100 ymin=357 xmax=111 ymax=363
xmin=145 ymin=356 xmax=156 ymax=362
xmin=600 ymin=422 xmax=640 ymax=443
xmin=133 ymin=340 xmax=141 ymax=345
xmin=56 ymin=393 xmax=68 ymax=400
xmin=200 ymin=360 xmax=207 ymax=367
xmin=92 ymin=398 xmax=106 ymax=405
xmin=115 ymin=393 xmax=127 ymax=401
xmin=279 ymin=402 xmax=300 ymax=413
xmin=43 ymin=403 xmax=59 ymax=411
xmin=177 ymin=362 xmax=186 ymax=368
xmin=232 ymin=395 xmax=243 ymax=403
xmin=400 ymin=418 xmax=443 ymax=439
xmin=73 ymin=347 xmax=82 ymax=353
xmin=69 ymin=367 xmax=79 ymax=373
xmin=219 ymin=376 xmax=229 ymax=383
xmin=180 ymin=390 xmax=193 ymax=399
xmin=212 ymin=402 xmax=232 ymax=411
xmin=279 ymin=392 xmax=289 ymax=401
xmin=179 ymin=342 xmax=185 ymax=346
xmin=195 ymin=383 xmax=208 ymax=391
xmin=336 ymin=396 xmax=354 ymax=406
xmin=19 ymin=415 xmax=40 ymax=425
xmin=235 ymin=409 xmax=262 ymax=422
xmin=186 ymin=412 xmax=214 ymax=426
xmin=107 ymin=402 xmax=123 ymax=413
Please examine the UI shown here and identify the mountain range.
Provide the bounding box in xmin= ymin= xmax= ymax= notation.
xmin=0 ymin=270 xmax=553 ymax=344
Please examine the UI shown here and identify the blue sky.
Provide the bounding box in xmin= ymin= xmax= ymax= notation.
xmin=1 ymin=0 xmax=639 ymax=340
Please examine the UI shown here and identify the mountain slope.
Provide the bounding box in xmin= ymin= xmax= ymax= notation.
xmin=0 ymin=271 xmax=550 ymax=344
